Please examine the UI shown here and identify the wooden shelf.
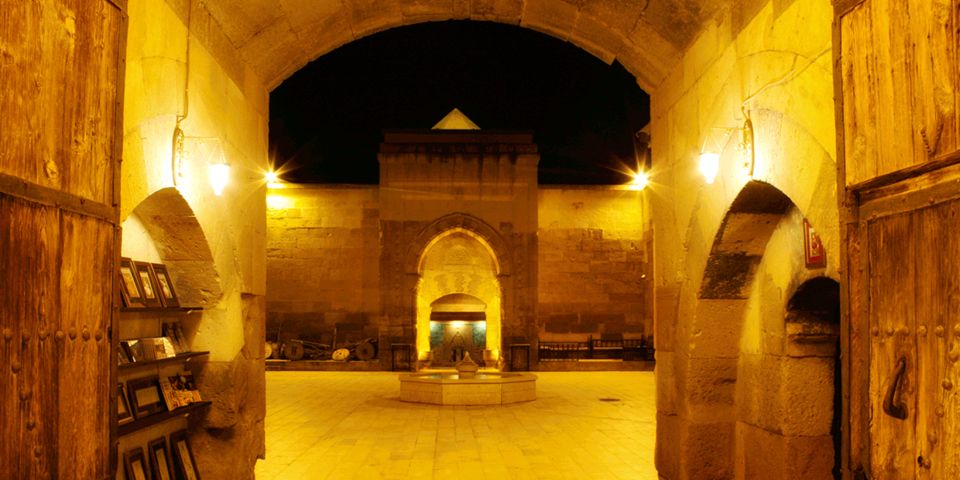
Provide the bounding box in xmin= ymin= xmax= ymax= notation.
xmin=118 ymin=401 xmax=211 ymax=437
xmin=119 ymin=351 xmax=209 ymax=372
xmin=120 ymin=306 xmax=203 ymax=313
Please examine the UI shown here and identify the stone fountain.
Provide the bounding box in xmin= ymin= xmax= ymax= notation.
xmin=399 ymin=352 xmax=537 ymax=405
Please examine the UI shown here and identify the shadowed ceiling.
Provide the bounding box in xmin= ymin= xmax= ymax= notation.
xmin=194 ymin=0 xmax=724 ymax=91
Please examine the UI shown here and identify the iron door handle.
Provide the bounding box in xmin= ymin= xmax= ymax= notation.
xmin=882 ymin=356 xmax=908 ymax=420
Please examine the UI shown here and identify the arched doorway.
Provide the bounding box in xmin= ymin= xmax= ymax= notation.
xmin=684 ymin=180 xmax=841 ymax=479
xmin=415 ymin=227 xmax=503 ymax=367
xmin=785 ymin=277 xmax=841 ymax=480
xmin=429 ymin=293 xmax=488 ymax=365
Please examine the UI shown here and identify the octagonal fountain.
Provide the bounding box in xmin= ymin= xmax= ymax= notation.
xmin=399 ymin=352 xmax=536 ymax=405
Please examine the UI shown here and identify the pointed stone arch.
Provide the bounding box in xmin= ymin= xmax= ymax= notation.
xmin=127 ymin=187 xmax=223 ymax=307
xmin=681 ymin=180 xmax=799 ymax=478
xmin=405 ymin=212 xmax=511 ymax=277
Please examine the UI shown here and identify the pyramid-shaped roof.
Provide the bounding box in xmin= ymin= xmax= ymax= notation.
xmin=432 ymin=108 xmax=480 ymax=130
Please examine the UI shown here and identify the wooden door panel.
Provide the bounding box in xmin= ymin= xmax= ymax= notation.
xmin=917 ymin=200 xmax=960 ymax=477
xmin=840 ymin=0 xmax=960 ymax=187
xmin=0 ymin=0 xmax=123 ymax=205
xmin=915 ymin=201 xmax=952 ymax=478
xmin=0 ymin=195 xmax=61 ymax=477
xmin=868 ymin=211 xmax=917 ymax=478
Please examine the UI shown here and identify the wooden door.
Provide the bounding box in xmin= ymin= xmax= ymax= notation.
xmin=867 ymin=210 xmax=917 ymax=476
xmin=866 ymin=196 xmax=960 ymax=478
xmin=0 ymin=0 xmax=125 ymax=478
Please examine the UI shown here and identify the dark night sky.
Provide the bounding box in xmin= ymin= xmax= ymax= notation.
xmin=269 ymin=21 xmax=650 ymax=185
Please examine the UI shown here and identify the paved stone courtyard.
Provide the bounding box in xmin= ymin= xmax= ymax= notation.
xmin=255 ymin=371 xmax=657 ymax=479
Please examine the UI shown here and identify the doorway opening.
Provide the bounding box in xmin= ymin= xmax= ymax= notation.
xmin=415 ymin=228 xmax=503 ymax=367
xmin=786 ymin=277 xmax=841 ymax=479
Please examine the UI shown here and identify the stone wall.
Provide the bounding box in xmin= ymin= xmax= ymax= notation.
xmin=266 ymin=186 xmax=381 ymax=345
xmin=648 ymin=1 xmax=840 ymax=479
xmin=122 ymin=0 xmax=268 ymax=478
xmin=537 ymin=187 xmax=651 ymax=342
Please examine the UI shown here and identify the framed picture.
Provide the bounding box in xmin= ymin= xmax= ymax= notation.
xmin=175 ymin=323 xmax=190 ymax=352
xmin=152 ymin=263 xmax=180 ymax=308
xmin=118 ymin=344 xmax=132 ymax=365
xmin=123 ymin=447 xmax=149 ymax=480
xmin=123 ymin=339 xmax=145 ymax=362
xmin=119 ymin=257 xmax=146 ymax=308
xmin=162 ymin=323 xmax=185 ymax=354
xmin=135 ymin=261 xmax=163 ymax=308
xmin=148 ymin=437 xmax=175 ymax=480
xmin=127 ymin=376 xmax=167 ymax=419
xmin=803 ymin=219 xmax=826 ymax=268
xmin=170 ymin=430 xmax=201 ymax=480
xmin=117 ymin=383 xmax=134 ymax=426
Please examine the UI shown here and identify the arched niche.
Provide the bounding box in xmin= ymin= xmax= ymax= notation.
xmin=413 ymin=216 xmax=506 ymax=366
xmin=687 ymin=180 xmax=799 ymax=477
xmin=124 ymin=187 xmax=223 ymax=308
xmin=784 ymin=277 xmax=842 ymax=480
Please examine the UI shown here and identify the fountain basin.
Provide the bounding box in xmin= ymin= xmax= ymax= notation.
xmin=399 ymin=372 xmax=537 ymax=405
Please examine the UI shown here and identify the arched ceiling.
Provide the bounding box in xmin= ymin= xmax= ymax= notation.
xmin=197 ymin=0 xmax=721 ymax=91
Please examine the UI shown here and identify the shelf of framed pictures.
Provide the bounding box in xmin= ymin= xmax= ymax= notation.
xmin=119 ymin=351 xmax=209 ymax=372
xmin=118 ymin=401 xmax=211 ymax=437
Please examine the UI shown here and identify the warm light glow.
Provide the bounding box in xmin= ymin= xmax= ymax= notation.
xmin=209 ymin=161 xmax=230 ymax=196
xmin=449 ymin=321 xmax=465 ymax=329
xmin=265 ymin=170 xmax=285 ymax=189
xmin=629 ymin=171 xmax=649 ymax=191
xmin=266 ymin=194 xmax=291 ymax=210
xmin=699 ymin=152 xmax=720 ymax=184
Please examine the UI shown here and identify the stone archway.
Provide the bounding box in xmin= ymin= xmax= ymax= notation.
xmin=785 ymin=277 xmax=841 ymax=480
xmin=411 ymin=215 xmax=508 ymax=366
xmin=681 ymin=180 xmax=795 ymax=479
xmin=193 ymin=0 xmax=718 ymax=92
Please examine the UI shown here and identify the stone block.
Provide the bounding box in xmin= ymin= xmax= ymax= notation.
xmin=688 ymin=299 xmax=747 ymax=358
xmin=240 ymin=294 xmax=266 ymax=360
xmin=784 ymin=434 xmax=835 ymax=479
xmin=519 ymin=0 xmax=577 ymax=40
xmin=655 ymin=412 xmax=681 ymax=480
xmin=348 ymin=0 xmax=404 ymax=38
xmin=685 ymin=356 xmax=737 ymax=414
xmin=780 ymin=356 xmax=835 ymax=436
xmin=736 ymin=353 xmax=784 ymax=432
xmin=655 ymin=352 xmax=678 ymax=414
xmin=545 ymin=314 xmax=578 ymax=333
xmin=737 ymin=422 xmax=786 ymax=480
xmin=655 ymin=284 xmax=679 ymax=352
xmin=682 ymin=420 xmax=734 ymax=480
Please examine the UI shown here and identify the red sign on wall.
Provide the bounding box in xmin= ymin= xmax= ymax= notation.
xmin=804 ymin=219 xmax=825 ymax=268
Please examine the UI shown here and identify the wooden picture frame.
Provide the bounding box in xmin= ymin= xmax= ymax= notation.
xmin=135 ymin=261 xmax=163 ymax=308
xmin=151 ymin=263 xmax=180 ymax=308
xmin=127 ymin=376 xmax=166 ymax=419
xmin=123 ymin=339 xmax=145 ymax=362
xmin=162 ymin=323 xmax=185 ymax=354
xmin=148 ymin=437 xmax=175 ymax=480
xmin=170 ymin=429 xmax=201 ymax=480
xmin=117 ymin=383 xmax=134 ymax=426
xmin=118 ymin=344 xmax=132 ymax=365
xmin=123 ymin=447 xmax=150 ymax=480
xmin=119 ymin=257 xmax=146 ymax=308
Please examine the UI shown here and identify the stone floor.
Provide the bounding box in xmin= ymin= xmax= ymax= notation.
xmin=255 ymin=371 xmax=657 ymax=479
